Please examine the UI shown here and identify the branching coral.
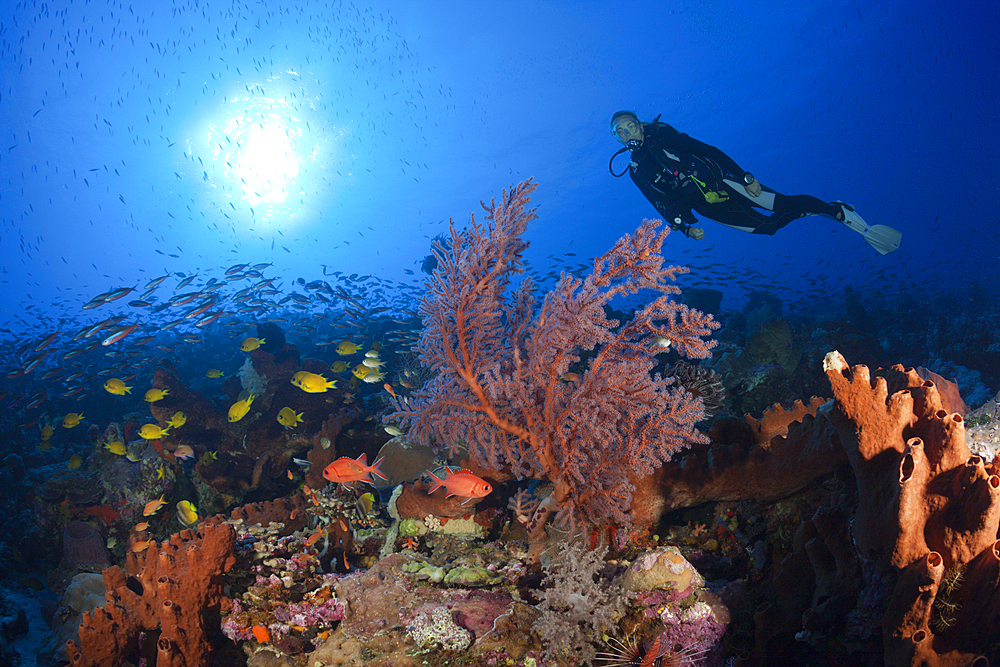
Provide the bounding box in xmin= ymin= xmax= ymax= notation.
xmin=387 ymin=179 xmax=718 ymax=533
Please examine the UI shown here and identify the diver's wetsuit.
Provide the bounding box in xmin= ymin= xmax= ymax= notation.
xmin=627 ymin=121 xmax=842 ymax=236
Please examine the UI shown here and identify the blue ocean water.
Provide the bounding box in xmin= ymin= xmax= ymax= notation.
xmin=3 ymin=0 xmax=998 ymax=366
xmin=1 ymin=0 xmax=998 ymax=664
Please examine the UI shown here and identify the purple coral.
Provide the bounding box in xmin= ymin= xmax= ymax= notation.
xmin=651 ymin=596 xmax=728 ymax=667
xmin=220 ymin=600 xmax=254 ymax=642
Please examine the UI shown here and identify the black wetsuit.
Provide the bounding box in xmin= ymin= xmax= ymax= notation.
xmin=627 ymin=122 xmax=842 ymax=236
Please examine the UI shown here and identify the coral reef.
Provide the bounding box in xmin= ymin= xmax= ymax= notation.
xmin=532 ymin=541 xmax=625 ymax=665
xmin=144 ymin=351 xmax=349 ymax=498
xmin=61 ymin=522 xmax=109 ymax=571
xmin=823 ymin=351 xmax=1000 ymax=664
xmin=388 ymin=179 xmax=719 ymax=539
xmin=65 ymin=522 xmax=237 ymax=666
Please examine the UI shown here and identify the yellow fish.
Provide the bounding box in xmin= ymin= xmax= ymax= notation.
xmin=166 ymin=411 xmax=186 ymax=429
xmin=356 ymin=491 xmax=375 ymax=518
xmin=104 ymin=378 xmax=133 ymax=395
xmin=240 ymin=337 xmax=265 ymax=352
xmin=228 ymin=393 xmax=255 ymax=422
xmin=62 ymin=413 xmax=84 ymax=428
xmin=290 ymin=370 xmax=310 ymax=388
xmin=277 ymin=407 xmax=304 ymax=429
xmin=125 ymin=445 xmax=143 ymax=462
xmin=329 ymin=360 xmax=349 ymax=373
xmin=144 ymin=388 xmax=169 ymax=402
xmin=66 ymin=454 xmax=83 ymax=470
xmin=200 ymin=450 xmax=218 ymax=466
xmin=351 ymin=364 xmax=372 ymax=380
xmin=176 ymin=500 xmax=199 ymax=527
xmin=40 ymin=423 xmax=54 ymax=440
xmin=139 ymin=424 xmax=170 ymax=440
xmin=335 ymin=341 xmax=362 ymax=356
xmin=205 ymin=368 xmax=224 ymax=378
xmin=37 ymin=440 xmax=53 ymax=452
xmin=297 ymin=372 xmax=336 ymax=393
xmin=104 ymin=440 xmax=127 ymax=456
xmin=143 ymin=494 xmax=166 ymax=516
xmin=156 ymin=463 xmax=166 ymax=480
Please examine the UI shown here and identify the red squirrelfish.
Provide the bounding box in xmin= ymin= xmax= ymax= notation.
xmin=322 ymin=453 xmax=387 ymax=486
xmin=426 ymin=469 xmax=492 ymax=503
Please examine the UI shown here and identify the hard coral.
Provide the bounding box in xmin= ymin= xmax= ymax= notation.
xmin=405 ymin=605 xmax=472 ymax=651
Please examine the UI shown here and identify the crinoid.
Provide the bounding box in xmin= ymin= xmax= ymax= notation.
xmin=596 ymin=632 xmax=710 ymax=667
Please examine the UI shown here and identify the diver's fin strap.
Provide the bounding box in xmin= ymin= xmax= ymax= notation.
xmin=837 ymin=203 xmax=901 ymax=254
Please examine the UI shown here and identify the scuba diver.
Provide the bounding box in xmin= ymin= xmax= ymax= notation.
xmin=609 ymin=110 xmax=901 ymax=254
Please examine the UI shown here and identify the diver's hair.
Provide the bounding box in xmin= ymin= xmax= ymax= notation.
xmin=610 ymin=109 xmax=639 ymax=130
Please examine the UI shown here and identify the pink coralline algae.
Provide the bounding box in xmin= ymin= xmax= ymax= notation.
xmin=651 ymin=593 xmax=729 ymax=667
xmin=274 ymin=598 xmax=345 ymax=626
xmin=220 ymin=600 xmax=254 ymax=642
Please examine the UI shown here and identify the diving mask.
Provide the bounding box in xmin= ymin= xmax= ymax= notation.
xmin=611 ymin=113 xmax=643 ymax=148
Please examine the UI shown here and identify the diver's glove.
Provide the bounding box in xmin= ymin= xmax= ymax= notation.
xmin=673 ymin=216 xmax=705 ymax=240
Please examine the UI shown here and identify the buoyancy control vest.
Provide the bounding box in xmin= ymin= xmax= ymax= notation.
xmin=638 ymin=122 xmax=730 ymax=203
